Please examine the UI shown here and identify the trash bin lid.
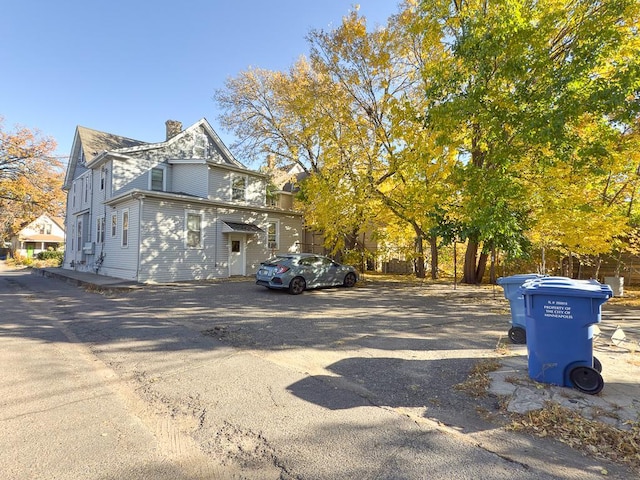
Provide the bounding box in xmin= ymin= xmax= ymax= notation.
xmin=497 ymin=274 xmax=544 ymax=286
xmin=520 ymin=277 xmax=612 ymax=299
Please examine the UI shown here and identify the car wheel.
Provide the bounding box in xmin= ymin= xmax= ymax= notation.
xmin=343 ymin=272 xmax=357 ymax=288
xmin=288 ymin=276 xmax=306 ymax=295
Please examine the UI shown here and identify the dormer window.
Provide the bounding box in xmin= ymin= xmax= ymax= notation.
xmin=150 ymin=166 xmax=165 ymax=191
xmin=193 ymin=133 xmax=208 ymax=158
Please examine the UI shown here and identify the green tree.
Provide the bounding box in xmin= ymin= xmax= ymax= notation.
xmin=416 ymin=0 xmax=640 ymax=283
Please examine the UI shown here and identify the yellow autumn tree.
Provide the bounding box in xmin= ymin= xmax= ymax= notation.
xmin=0 ymin=118 xmax=64 ymax=242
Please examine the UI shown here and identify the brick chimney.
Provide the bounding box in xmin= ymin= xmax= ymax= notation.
xmin=165 ymin=120 xmax=182 ymax=140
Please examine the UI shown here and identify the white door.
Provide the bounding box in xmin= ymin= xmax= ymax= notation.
xmin=228 ymin=234 xmax=245 ymax=276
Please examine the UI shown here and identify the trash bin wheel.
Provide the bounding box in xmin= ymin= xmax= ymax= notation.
xmin=593 ymin=356 xmax=602 ymax=373
xmin=569 ymin=366 xmax=604 ymax=395
xmin=508 ymin=326 xmax=526 ymax=344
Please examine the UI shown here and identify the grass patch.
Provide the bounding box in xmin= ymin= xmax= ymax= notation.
xmin=507 ymin=402 xmax=640 ymax=472
xmin=608 ymin=286 xmax=640 ymax=307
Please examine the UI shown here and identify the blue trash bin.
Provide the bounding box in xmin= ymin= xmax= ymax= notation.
xmin=496 ymin=274 xmax=544 ymax=344
xmin=520 ymin=277 xmax=612 ymax=394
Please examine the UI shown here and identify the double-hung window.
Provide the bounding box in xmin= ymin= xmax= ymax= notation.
xmin=150 ymin=166 xmax=165 ymax=191
xmin=111 ymin=213 xmax=117 ymax=238
xmin=267 ymin=220 xmax=279 ymax=249
xmin=76 ymin=220 xmax=82 ymax=251
xmin=84 ymin=176 xmax=90 ymax=203
xmin=96 ymin=216 xmax=105 ymax=244
xmin=186 ymin=211 xmax=202 ymax=248
xmin=121 ymin=210 xmax=129 ymax=247
xmin=231 ymin=176 xmax=246 ymax=202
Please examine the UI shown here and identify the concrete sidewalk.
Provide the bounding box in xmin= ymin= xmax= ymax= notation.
xmin=488 ymin=344 xmax=640 ymax=430
xmin=30 ymin=266 xmax=141 ymax=291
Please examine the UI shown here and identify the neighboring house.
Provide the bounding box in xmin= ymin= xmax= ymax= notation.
xmin=263 ymin=157 xmax=380 ymax=267
xmin=11 ymin=214 xmax=65 ymax=258
xmin=262 ymin=157 xmax=327 ymax=255
xmin=61 ymin=118 xmax=303 ymax=283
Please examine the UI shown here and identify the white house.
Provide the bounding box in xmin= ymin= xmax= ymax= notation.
xmin=11 ymin=214 xmax=65 ymax=258
xmin=61 ymin=118 xmax=303 ymax=283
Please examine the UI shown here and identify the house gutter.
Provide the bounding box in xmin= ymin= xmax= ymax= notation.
xmin=105 ymin=189 xmax=302 ymax=216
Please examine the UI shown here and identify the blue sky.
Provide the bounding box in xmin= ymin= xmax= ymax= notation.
xmin=2 ymin=1 xmax=400 ymax=165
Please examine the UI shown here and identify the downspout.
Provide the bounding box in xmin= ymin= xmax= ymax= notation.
xmin=214 ymin=207 xmax=218 ymax=268
xmin=137 ymin=194 xmax=144 ymax=282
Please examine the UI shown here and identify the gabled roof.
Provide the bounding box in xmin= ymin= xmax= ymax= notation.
xmin=266 ymin=162 xmax=308 ymax=193
xmin=51 ymin=216 xmax=66 ymax=231
xmin=15 ymin=213 xmax=66 ymax=239
xmin=77 ymin=126 xmax=146 ymax=163
xmin=113 ymin=118 xmax=245 ymax=169
xmin=63 ymin=126 xmax=147 ymax=189
xmin=63 ymin=118 xmax=250 ymax=191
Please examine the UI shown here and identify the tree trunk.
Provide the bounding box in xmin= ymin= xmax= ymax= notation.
xmin=430 ymin=235 xmax=439 ymax=280
xmin=594 ymin=255 xmax=602 ymax=280
xmin=462 ymin=239 xmax=479 ymax=284
xmin=489 ymin=247 xmax=497 ymax=284
xmin=414 ymin=233 xmax=425 ymax=279
xmin=476 ymin=251 xmax=489 ymax=283
xmin=568 ymin=250 xmax=574 ymax=278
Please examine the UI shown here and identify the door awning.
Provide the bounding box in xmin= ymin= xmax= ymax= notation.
xmin=221 ymin=221 xmax=264 ymax=234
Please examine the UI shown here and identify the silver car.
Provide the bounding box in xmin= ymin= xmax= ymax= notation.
xmin=255 ymin=253 xmax=358 ymax=294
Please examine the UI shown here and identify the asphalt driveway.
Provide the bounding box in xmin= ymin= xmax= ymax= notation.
xmin=2 ymin=266 xmax=638 ymax=479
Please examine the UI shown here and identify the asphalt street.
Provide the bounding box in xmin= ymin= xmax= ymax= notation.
xmin=1 ymin=264 xmax=638 ymax=479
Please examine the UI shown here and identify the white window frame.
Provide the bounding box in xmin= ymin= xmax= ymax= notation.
xmin=111 ymin=212 xmax=117 ymax=238
xmin=121 ymin=209 xmax=129 ymax=248
xmin=96 ymin=216 xmax=105 ymax=244
xmin=149 ymin=166 xmax=166 ymax=191
xmin=76 ymin=220 xmax=83 ymax=252
xmin=84 ymin=175 xmax=90 ymax=203
xmin=100 ymin=167 xmax=106 ymax=191
xmin=72 ymin=182 xmax=77 ymax=208
xmin=267 ymin=220 xmax=279 ymax=250
xmin=185 ymin=210 xmax=203 ymax=249
xmin=231 ymin=175 xmax=247 ymax=202
xmin=267 ymin=193 xmax=279 ymax=207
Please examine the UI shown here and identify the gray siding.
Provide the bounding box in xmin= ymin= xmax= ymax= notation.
xmin=96 ymin=197 xmax=140 ymax=281
xmin=207 ymin=166 xmax=266 ymax=206
xmin=112 ymin=156 xmax=171 ymax=196
xmin=135 ymin=199 xmax=302 ymax=282
xmin=172 ymin=163 xmax=208 ymax=197
xmin=137 ymin=198 xmax=225 ymax=283
xmin=207 ymin=166 xmax=228 ymax=202
xmin=62 ymin=118 xmax=303 ymax=283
